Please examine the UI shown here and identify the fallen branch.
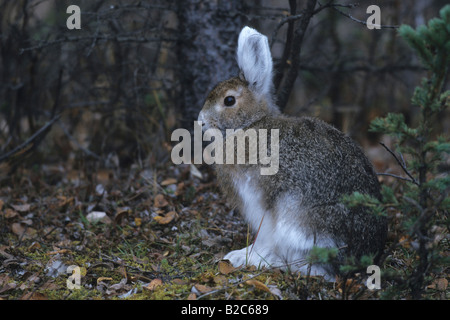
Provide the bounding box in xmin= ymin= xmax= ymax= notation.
xmin=0 ymin=114 xmax=61 ymax=163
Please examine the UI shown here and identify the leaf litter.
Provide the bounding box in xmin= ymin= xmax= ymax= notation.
xmin=0 ymin=162 xmax=446 ymax=300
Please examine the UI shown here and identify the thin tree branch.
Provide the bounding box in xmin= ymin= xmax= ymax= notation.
xmin=272 ymin=0 xmax=297 ymax=90
xmin=276 ymin=0 xmax=318 ymax=111
xmin=0 ymin=114 xmax=61 ymax=163
xmin=19 ymin=35 xmax=177 ymax=54
xmin=379 ymin=142 xmax=419 ymax=186
xmin=331 ymin=3 xmax=399 ymax=29
xmin=376 ymin=172 xmax=418 ymax=183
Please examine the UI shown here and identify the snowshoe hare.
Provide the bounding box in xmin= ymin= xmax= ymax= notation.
xmin=198 ymin=26 xmax=387 ymax=280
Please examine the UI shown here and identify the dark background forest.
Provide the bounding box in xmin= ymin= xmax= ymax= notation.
xmin=0 ymin=0 xmax=448 ymax=173
xmin=0 ymin=0 xmax=448 ymax=301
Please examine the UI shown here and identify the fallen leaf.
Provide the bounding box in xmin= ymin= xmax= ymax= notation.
xmin=187 ymin=292 xmax=197 ymax=300
xmin=28 ymin=241 xmax=41 ymax=251
xmin=428 ymin=278 xmax=448 ymax=291
xmin=218 ymin=260 xmax=238 ymax=275
xmin=145 ymin=278 xmax=163 ymax=291
xmin=0 ymin=249 xmax=14 ymax=260
xmin=134 ymin=217 xmax=142 ymax=227
xmin=161 ymin=178 xmax=177 ymax=186
xmin=56 ymin=195 xmax=73 ymax=208
xmin=11 ymin=203 xmax=30 ymax=212
xmin=86 ymin=211 xmax=111 ymax=224
xmin=269 ymin=286 xmax=283 ymax=299
xmin=172 ymin=278 xmax=187 ymax=285
xmin=194 ymin=284 xmax=213 ymax=294
xmin=96 ymin=169 xmax=113 ymax=184
xmin=21 ymin=219 xmax=33 ymax=226
xmin=11 ymin=222 xmax=37 ymax=239
xmin=336 ymin=278 xmax=362 ymax=294
xmin=40 ymin=280 xmax=58 ymax=290
xmin=95 ymin=184 xmax=106 ymax=195
xmin=45 ymin=260 xmax=68 ymax=278
xmin=153 ymin=211 xmax=177 ymax=224
xmin=190 ymin=164 xmax=203 ymax=179
xmin=0 ymin=282 xmax=17 ymax=294
xmin=97 ymin=277 xmax=113 ymax=284
xmin=399 ymin=235 xmax=412 ymax=249
xmin=28 ymin=292 xmax=48 ymax=300
xmin=213 ymin=275 xmax=227 ymax=285
xmin=114 ymin=207 xmax=131 ymax=224
xmin=154 ymin=194 xmax=168 ymax=207
xmin=108 ymin=278 xmax=129 ymax=292
xmin=4 ymin=208 xmax=17 ymax=219
xmin=46 ymin=249 xmax=71 ymax=255
xmin=245 ymin=279 xmax=271 ymax=293
xmin=175 ymin=182 xmax=185 ymax=196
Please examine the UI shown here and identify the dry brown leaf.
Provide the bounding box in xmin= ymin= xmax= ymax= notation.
xmin=134 ymin=217 xmax=142 ymax=226
xmin=194 ymin=284 xmax=213 ymax=294
xmin=46 ymin=249 xmax=71 ymax=255
xmin=96 ymin=169 xmax=113 ymax=184
xmin=114 ymin=207 xmax=131 ymax=224
xmin=0 ymin=199 xmax=3 ymax=211
xmin=172 ymin=278 xmax=187 ymax=285
xmin=4 ymin=208 xmax=18 ymax=219
xmin=213 ymin=275 xmax=227 ymax=285
xmin=428 ymin=278 xmax=448 ymax=291
xmin=399 ymin=235 xmax=412 ymax=249
xmin=336 ymin=278 xmax=362 ymax=294
xmin=161 ymin=178 xmax=177 ymax=186
xmin=11 ymin=223 xmax=37 ymax=239
xmin=154 ymin=194 xmax=168 ymax=207
xmin=28 ymin=292 xmax=48 ymax=300
xmin=187 ymin=292 xmax=197 ymax=300
xmin=245 ymin=279 xmax=271 ymax=293
xmin=0 ymin=282 xmax=17 ymax=294
xmin=28 ymin=241 xmax=41 ymax=251
xmin=175 ymin=182 xmax=185 ymax=196
xmin=218 ymin=260 xmax=238 ymax=275
xmin=153 ymin=211 xmax=177 ymax=224
xmin=97 ymin=277 xmax=113 ymax=284
xmin=40 ymin=280 xmax=59 ymax=290
xmin=56 ymin=195 xmax=73 ymax=208
xmin=145 ymin=278 xmax=163 ymax=291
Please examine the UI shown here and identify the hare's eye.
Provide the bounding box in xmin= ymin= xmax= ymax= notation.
xmin=224 ymin=96 xmax=236 ymax=107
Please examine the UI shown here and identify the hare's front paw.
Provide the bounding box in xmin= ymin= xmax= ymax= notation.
xmin=224 ymin=246 xmax=276 ymax=269
xmin=224 ymin=248 xmax=249 ymax=268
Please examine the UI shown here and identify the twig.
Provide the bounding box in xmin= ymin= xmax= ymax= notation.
xmin=376 ymin=172 xmax=418 ymax=183
xmin=57 ymin=120 xmax=101 ymax=160
xmin=195 ymin=269 xmax=269 ymax=300
xmin=0 ymin=114 xmax=61 ymax=163
xmin=379 ymin=142 xmax=419 ymax=186
xmin=19 ymin=35 xmax=177 ymax=54
xmin=331 ymin=3 xmax=399 ymax=29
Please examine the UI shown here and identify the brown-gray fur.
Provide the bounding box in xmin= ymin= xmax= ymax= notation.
xmin=198 ymin=27 xmax=387 ymax=278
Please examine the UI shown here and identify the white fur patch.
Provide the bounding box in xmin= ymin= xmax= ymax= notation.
xmin=225 ymin=178 xmax=335 ymax=280
xmin=224 ymin=173 xmax=276 ymax=268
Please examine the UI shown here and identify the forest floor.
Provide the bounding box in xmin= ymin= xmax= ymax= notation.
xmin=0 ymin=160 xmax=448 ymax=300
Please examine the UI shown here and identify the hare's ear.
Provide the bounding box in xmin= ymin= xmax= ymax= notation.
xmin=237 ymin=26 xmax=273 ymax=97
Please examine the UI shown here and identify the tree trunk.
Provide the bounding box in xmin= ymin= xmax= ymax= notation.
xmin=176 ymin=0 xmax=245 ymax=128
